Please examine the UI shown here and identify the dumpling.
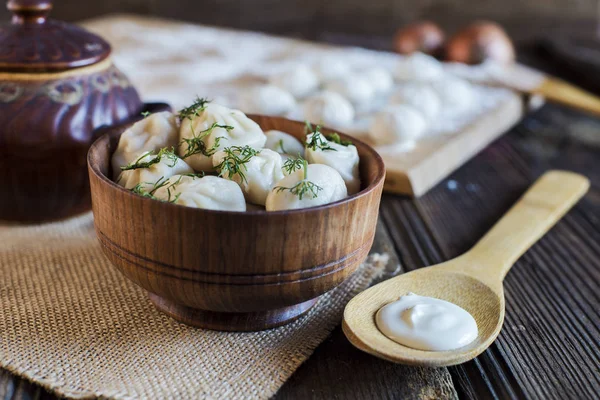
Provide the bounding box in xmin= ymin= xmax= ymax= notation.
xmin=303 ymin=91 xmax=355 ymax=128
xmin=389 ymin=83 xmax=441 ymax=119
xmin=266 ymin=163 xmax=347 ymax=211
xmin=213 ymin=147 xmax=285 ymax=206
xmin=362 ymin=67 xmax=394 ymax=94
xmin=305 ymin=131 xmax=360 ymax=195
xmin=325 ymin=75 xmax=375 ymax=109
xmin=369 ymin=105 xmax=427 ymax=145
xmin=111 ymin=111 xmax=179 ymax=180
xmin=395 ymin=53 xmax=444 ymax=82
xmin=178 ymin=102 xmax=266 ymax=172
xmin=264 ymin=130 xmax=305 ymax=157
xmin=239 ymin=84 xmax=296 ymax=116
xmin=313 ymin=58 xmax=352 ymax=83
xmin=431 ymin=77 xmax=473 ymax=114
xmin=270 ymin=65 xmax=319 ymax=99
xmin=153 ymin=175 xmax=246 ymax=211
xmin=116 ymin=150 xmax=193 ymax=191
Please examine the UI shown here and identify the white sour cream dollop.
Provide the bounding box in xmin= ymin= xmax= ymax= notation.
xmin=376 ymin=293 xmax=478 ymax=351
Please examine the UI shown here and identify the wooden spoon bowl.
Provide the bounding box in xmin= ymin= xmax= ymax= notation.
xmin=87 ymin=115 xmax=385 ymax=331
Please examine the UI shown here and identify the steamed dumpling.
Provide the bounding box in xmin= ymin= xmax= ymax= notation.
xmin=325 ymin=75 xmax=375 ymax=108
xmin=240 ymin=84 xmax=296 ymax=116
xmin=270 ymin=65 xmax=319 ymax=99
xmin=266 ymin=164 xmax=347 ymax=211
xmin=304 ymin=91 xmax=355 ymax=128
xmin=178 ymin=103 xmax=266 ymax=172
xmin=111 ymin=111 xmax=179 ymax=180
xmin=305 ymin=132 xmax=360 ymax=195
xmin=362 ymin=67 xmax=394 ymax=94
xmin=213 ymin=147 xmax=285 ymax=206
xmin=116 ymin=151 xmax=193 ymax=191
xmin=389 ymin=83 xmax=441 ymax=119
xmin=264 ymin=130 xmax=305 ymax=157
xmin=395 ymin=53 xmax=444 ymax=82
xmin=153 ymin=175 xmax=246 ymax=211
xmin=369 ymin=105 xmax=427 ymax=145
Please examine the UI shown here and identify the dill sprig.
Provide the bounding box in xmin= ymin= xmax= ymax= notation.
xmin=121 ymin=147 xmax=179 ymax=171
xmin=141 ymin=111 xmax=151 ymax=118
xmin=180 ymin=122 xmax=232 ymax=158
xmin=282 ymin=156 xmax=305 ymax=175
xmin=306 ymin=132 xmax=336 ymax=152
xmin=277 ymin=139 xmax=288 ymax=154
xmin=130 ymin=175 xmax=188 ymax=204
xmin=274 ymin=159 xmax=322 ymax=200
xmin=130 ymin=176 xmax=170 ymax=200
xmin=326 ymin=132 xmax=353 ymax=147
xmin=215 ymin=145 xmax=260 ymax=184
xmin=178 ymin=97 xmax=210 ymax=121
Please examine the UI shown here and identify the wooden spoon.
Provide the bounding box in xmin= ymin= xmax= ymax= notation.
xmin=343 ymin=170 xmax=590 ymax=367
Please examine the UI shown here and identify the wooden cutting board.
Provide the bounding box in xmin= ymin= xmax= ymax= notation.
xmin=379 ymin=92 xmax=524 ymax=196
xmin=82 ymin=15 xmax=526 ymax=198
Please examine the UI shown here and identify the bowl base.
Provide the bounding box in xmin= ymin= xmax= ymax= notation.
xmin=148 ymin=294 xmax=319 ymax=332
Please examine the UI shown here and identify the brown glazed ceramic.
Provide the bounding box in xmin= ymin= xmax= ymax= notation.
xmin=88 ymin=116 xmax=386 ymax=331
xmin=0 ymin=0 xmax=143 ymax=222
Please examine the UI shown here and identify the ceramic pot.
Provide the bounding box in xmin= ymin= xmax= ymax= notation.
xmin=0 ymin=0 xmax=143 ymax=222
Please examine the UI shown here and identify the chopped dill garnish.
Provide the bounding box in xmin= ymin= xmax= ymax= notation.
xmin=282 ymin=156 xmax=305 ymax=175
xmin=130 ymin=176 xmax=170 ymax=200
xmin=305 ymin=129 xmax=336 ymax=152
xmin=180 ymin=122 xmax=232 ymax=158
xmin=214 ymin=145 xmax=260 ymax=184
xmin=178 ymin=96 xmax=210 ymax=121
xmin=121 ymin=147 xmax=179 ymax=171
xmin=326 ymin=132 xmax=353 ymax=147
xmin=130 ymin=175 xmax=185 ymax=204
xmin=274 ymin=159 xmax=322 ymax=200
xmin=182 ymin=172 xmax=205 ymax=179
xmin=141 ymin=111 xmax=151 ymax=118
xmin=277 ymin=139 xmax=287 ymax=154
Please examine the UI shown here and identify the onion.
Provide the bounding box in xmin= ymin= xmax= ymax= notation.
xmin=393 ymin=21 xmax=445 ymax=56
xmin=445 ymin=21 xmax=515 ymax=65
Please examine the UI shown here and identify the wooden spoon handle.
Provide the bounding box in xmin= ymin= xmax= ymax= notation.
xmin=534 ymin=78 xmax=600 ymax=117
xmin=463 ymin=170 xmax=589 ymax=281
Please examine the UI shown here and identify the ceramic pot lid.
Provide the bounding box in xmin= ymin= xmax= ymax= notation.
xmin=0 ymin=0 xmax=111 ymax=72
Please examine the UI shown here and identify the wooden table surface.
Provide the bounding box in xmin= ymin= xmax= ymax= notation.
xmin=1 ymin=32 xmax=599 ymax=400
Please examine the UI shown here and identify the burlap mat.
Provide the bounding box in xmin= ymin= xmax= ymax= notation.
xmin=0 ymin=213 xmax=388 ymax=399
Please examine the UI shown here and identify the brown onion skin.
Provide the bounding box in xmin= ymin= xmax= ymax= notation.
xmin=445 ymin=21 xmax=515 ymax=65
xmin=393 ymin=21 xmax=445 ymax=56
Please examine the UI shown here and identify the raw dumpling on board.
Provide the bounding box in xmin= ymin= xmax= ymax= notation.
xmin=369 ymin=104 xmax=427 ymax=146
xmin=213 ymin=147 xmax=285 ymax=206
xmin=431 ymin=77 xmax=474 ymax=114
xmin=239 ymin=84 xmax=297 ymax=116
xmin=395 ymin=53 xmax=444 ymax=82
xmin=303 ymin=91 xmax=355 ymax=128
xmin=305 ymin=132 xmax=361 ymax=195
xmin=266 ymin=163 xmax=347 ymax=211
xmin=270 ymin=65 xmax=319 ymax=99
xmin=153 ymin=175 xmax=247 ymax=211
xmin=325 ymin=75 xmax=376 ymax=109
xmin=178 ymin=102 xmax=266 ymax=172
xmin=389 ymin=83 xmax=441 ymax=120
xmin=111 ymin=111 xmax=180 ymax=180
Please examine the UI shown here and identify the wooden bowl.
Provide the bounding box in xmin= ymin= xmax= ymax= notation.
xmin=87 ymin=116 xmax=385 ymax=331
